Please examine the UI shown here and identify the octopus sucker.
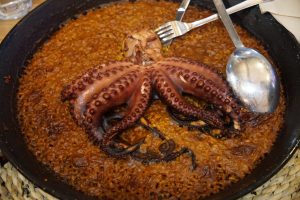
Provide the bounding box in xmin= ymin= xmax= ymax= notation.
xmin=101 ymin=74 xmax=152 ymax=144
xmin=61 ymin=29 xmax=252 ymax=167
xmin=63 ymin=63 xmax=141 ymax=125
xmin=152 ymin=69 xmax=224 ymax=128
xmin=156 ymin=59 xmax=240 ymax=115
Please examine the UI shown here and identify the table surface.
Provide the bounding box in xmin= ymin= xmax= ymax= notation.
xmin=0 ymin=0 xmax=45 ymax=42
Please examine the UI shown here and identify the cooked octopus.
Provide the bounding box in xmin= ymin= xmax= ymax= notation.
xmin=61 ymin=30 xmax=250 ymax=168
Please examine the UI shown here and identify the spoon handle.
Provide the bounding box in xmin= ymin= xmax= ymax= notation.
xmin=191 ymin=0 xmax=266 ymax=29
xmin=213 ymin=0 xmax=244 ymax=49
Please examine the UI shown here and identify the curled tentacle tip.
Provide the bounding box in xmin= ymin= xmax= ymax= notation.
xmin=102 ymin=138 xmax=145 ymax=158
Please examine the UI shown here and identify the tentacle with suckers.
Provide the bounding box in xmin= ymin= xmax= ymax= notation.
xmin=61 ymin=61 xmax=136 ymax=125
xmin=154 ymin=57 xmax=247 ymax=130
xmin=151 ymin=68 xmax=225 ymax=129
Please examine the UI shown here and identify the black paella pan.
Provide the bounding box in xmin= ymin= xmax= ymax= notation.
xmin=0 ymin=0 xmax=299 ymax=199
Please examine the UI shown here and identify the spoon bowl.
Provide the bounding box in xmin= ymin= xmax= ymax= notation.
xmin=226 ymin=47 xmax=279 ymax=113
xmin=213 ymin=0 xmax=279 ymax=113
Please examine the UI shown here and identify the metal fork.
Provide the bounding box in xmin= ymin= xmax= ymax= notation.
xmin=165 ymin=0 xmax=191 ymax=46
xmin=155 ymin=0 xmax=272 ymax=44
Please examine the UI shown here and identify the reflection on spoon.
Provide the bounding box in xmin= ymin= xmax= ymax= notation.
xmin=213 ymin=0 xmax=279 ymax=113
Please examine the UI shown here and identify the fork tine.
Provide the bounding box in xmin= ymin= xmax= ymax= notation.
xmin=156 ymin=28 xmax=171 ymax=36
xmin=162 ymin=35 xmax=176 ymax=43
xmin=158 ymin=29 xmax=174 ymax=39
xmin=156 ymin=27 xmax=172 ymax=36
xmin=154 ymin=22 xmax=171 ymax=33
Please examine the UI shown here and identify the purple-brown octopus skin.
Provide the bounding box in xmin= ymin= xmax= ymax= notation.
xmin=61 ymin=29 xmax=245 ymax=159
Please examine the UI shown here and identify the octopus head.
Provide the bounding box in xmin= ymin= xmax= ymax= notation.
xmin=123 ymin=29 xmax=162 ymax=65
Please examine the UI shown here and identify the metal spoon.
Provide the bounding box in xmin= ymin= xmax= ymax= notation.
xmin=213 ymin=0 xmax=279 ymax=113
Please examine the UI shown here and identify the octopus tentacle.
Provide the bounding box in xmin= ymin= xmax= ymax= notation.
xmin=80 ymin=71 xmax=151 ymax=157
xmin=167 ymin=106 xmax=211 ymax=131
xmin=61 ymin=62 xmax=134 ymax=101
xmin=62 ymin=62 xmax=139 ymax=125
xmin=152 ymin=69 xmax=224 ymax=128
xmin=131 ymin=146 xmax=197 ymax=170
xmin=158 ymin=57 xmax=229 ymax=91
xmin=134 ymin=117 xmax=197 ymax=169
xmin=102 ymin=73 xmax=152 ymax=144
xmin=155 ymin=59 xmax=243 ymax=129
xmin=101 ymin=139 xmax=145 ymax=158
xmin=83 ymin=69 xmax=143 ymax=139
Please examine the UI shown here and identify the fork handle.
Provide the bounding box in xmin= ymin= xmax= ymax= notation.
xmin=190 ymin=0 xmax=269 ymax=29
